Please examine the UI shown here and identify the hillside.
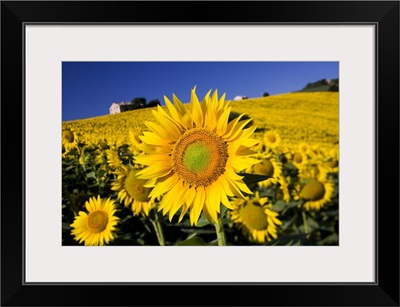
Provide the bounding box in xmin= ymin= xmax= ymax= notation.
xmin=295 ymin=78 xmax=339 ymax=93
xmin=63 ymin=92 xmax=339 ymax=150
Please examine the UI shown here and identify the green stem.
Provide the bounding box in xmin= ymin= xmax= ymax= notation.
xmin=302 ymin=211 xmax=309 ymax=234
xmin=214 ymin=217 xmax=226 ymax=246
xmin=152 ymin=211 xmax=165 ymax=246
xmin=62 ymin=182 xmax=77 ymax=216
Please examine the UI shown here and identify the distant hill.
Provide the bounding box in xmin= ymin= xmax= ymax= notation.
xmin=295 ymin=78 xmax=339 ymax=93
xmin=63 ymin=92 xmax=339 ymax=148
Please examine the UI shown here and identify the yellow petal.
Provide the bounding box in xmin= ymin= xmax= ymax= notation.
xmin=148 ymin=174 xmax=179 ymax=199
xmin=190 ymin=87 xmax=204 ymax=128
xmin=136 ymin=163 xmax=172 ymax=179
xmin=216 ymin=106 xmax=231 ymax=135
xmin=190 ymin=187 xmax=205 ymax=225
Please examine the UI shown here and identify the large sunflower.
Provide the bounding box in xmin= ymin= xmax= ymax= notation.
xmin=70 ymin=196 xmax=119 ymax=246
xmin=134 ymin=87 xmax=260 ymax=225
xmin=111 ymin=164 xmax=156 ymax=216
xmin=230 ymin=191 xmax=282 ymax=244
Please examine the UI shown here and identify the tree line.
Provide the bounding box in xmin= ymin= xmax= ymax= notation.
xmin=124 ymin=97 xmax=161 ymax=111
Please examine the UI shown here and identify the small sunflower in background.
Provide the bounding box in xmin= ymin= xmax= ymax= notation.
xmin=290 ymin=151 xmax=308 ymax=170
xmin=250 ymin=152 xmax=283 ymax=188
xmin=128 ymin=124 xmax=145 ymax=155
xmin=111 ymin=164 xmax=156 ymax=216
xmin=134 ymin=87 xmax=260 ymax=225
xmin=324 ymin=145 xmax=339 ymax=173
xmin=106 ymin=149 xmax=122 ymax=170
xmin=298 ymin=142 xmax=311 ymax=155
xmin=62 ymin=128 xmax=79 ymax=153
xmin=294 ymin=165 xmax=335 ymax=211
xmin=70 ymin=196 xmax=119 ymax=246
xmin=276 ymin=175 xmax=291 ymax=203
xmin=298 ymin=161 xmax=327 ymax=181
xmin=230 ymin=191 xmax=282 ymax=244
xmin=78 ymin=145 xmax=91 ymax=166
xmin=263 ymin=130 xmax=281 ymax=150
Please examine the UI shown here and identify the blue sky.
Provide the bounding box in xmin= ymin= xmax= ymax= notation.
xmin=62 ymin=62 xmax=338 ymax=121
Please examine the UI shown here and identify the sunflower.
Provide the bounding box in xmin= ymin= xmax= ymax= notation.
xmin=230 ymin=191 xmax=282 ymax=244
xmin=294 ymin=168 xmax=335 ymax=211
xmin=70 ymin=196 xmax=119 ymax=246
xmin=324 ymin=145 xmax=339 ymax=173
xmin=129 ymin=125 xmax=144 ymax=155
xmin=62 ymin=128 xmax=78 ymax=152
xmin=106 ymin=149 xmax=122 ymax=170
xmin=298 ymin=161 xmax=329 ymax=181
xmin=134 ymin=87 xmax=260 ymax=225
xmin=291 ymin=151 xmax=308 ymax=170
xmin=263 ymin=130 xmax=281 ymax=149
xmin=251 ymin=152 xmax=283 ymax=188
xmin=276 ymin=175 xmax=291 ymax=203
xmin=111 ymin=164 xmax=156 ymax=216
xmin=298 ymin=142 xmax=311 ymax=155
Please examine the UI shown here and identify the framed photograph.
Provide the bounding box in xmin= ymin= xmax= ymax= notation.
xmin=1 ymin=1 xmax=399 ymax=306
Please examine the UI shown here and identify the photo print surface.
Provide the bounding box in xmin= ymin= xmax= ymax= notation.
xmin=62 ymin=61 xmax=339 ymax=247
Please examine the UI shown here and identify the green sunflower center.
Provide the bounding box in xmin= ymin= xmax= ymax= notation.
xmin=182 ymin=142 xmax=212 ymax=174
xmin=300 ymin=179 xmax=325 ymax=201
xmin=87 ymin=211 xmax=108 ymax=233
xmin=239 ymin=201 xmax=269 ymax=230
xmin=124 ymin=170 xmax=151 ymax=202
xmin=253 ymin=159 xmax=274 ymax=177
xmin=173 ymin=128 xmax=229 ymax=187
xmin=63 ymin=130 xmax=74 ymax=143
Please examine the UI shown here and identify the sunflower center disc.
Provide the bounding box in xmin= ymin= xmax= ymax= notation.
xmin=88 ymin=211 xmax=108 ymax=233
xmin=300 ymin=179 xmax=326 ymax=201
xmin=182 ymin=142 xmax=212 ymax=174
xmin=63 ymin=130 xmax=74 ymax=143
xmin=254 ymin=159 xmax=274 ymax=177
xmin=293 ymin=153 xmax=303 ymax=164
xmin=125 ymin=170 xmax=151 ymax=202
xmin=173 ymin=128 xmax=228 ymax=187
xmin=267 ymin=134 xmax=276 ymax=143
xmin=239 ymin=201 xmax=269 ymax=230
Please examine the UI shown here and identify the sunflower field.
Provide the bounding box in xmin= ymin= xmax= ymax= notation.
xmin=62 ymin=89 xmax=339 ymax=246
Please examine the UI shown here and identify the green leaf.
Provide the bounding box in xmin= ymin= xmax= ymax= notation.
xmin=86 ymin=171 xmax=96 ymax=179
xmin=267 ymin=234 xmax=308 ymax=246
xmin=62 ymin=222 xmax=71 ymax=232
xmin=176 ymin=236 xmax=207 ymax=246
xmin=195 ymin=213 xmax=211 ymax=227
xmin=241 ymin=173 xmax=272 ymax=186
xmin=286 ymin=201 xmax=301 ymax=209
xmin=220 ymin=204 xmax=229 ymax=218
xmin=272 ymin=200 xmax=286 ymax=212
xmin=318 ymin=233 xmax=339 ymax=245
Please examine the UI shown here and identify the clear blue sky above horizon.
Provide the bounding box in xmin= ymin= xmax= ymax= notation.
xmin=62 ymin=61 xmax=338 ymax=122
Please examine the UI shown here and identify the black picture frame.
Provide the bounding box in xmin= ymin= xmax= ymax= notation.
xmin=1 ymin=1 xmax=399 ymax=306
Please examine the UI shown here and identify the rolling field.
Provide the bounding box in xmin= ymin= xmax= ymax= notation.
xmin=62 ymin=92 xmax=338 ymax=150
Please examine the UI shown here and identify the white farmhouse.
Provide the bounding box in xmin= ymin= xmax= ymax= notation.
xmin=109 ymin=101 xmax=131 ymax=114
xmin=233 ymin=95 xmax=248 ymax=101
